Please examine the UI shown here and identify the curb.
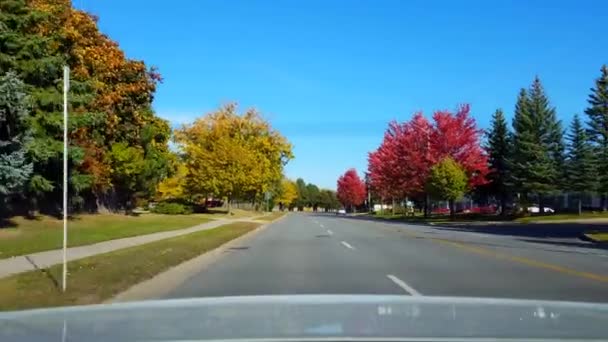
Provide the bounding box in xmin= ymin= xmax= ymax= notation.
xmin=107 ymin=213 xmax=288 ymax=303
xmin=580 ymin=231 xmax=608 ymax=244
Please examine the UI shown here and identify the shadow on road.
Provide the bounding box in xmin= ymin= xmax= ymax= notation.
xmin=305 ymin=212 xmax=608 ymax=247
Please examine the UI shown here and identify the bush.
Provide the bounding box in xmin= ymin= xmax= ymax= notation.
xmin=150 ymin=202 xmax=193 ymax=215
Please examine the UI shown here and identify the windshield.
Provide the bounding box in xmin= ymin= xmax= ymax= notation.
xmin=1 ymin=0 xmax=608 ymax=340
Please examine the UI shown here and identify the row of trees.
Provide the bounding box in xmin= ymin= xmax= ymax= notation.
xmin=486 ymin=68 xmax=608 ymax=214
xmin=1 ymin=0 xmax=296 ymax=217
xmin=1 ymin=0 xmax=173 ymax=216
xmin=364 ymin=104 xmax=487 ymax=216
xmin=276 ymin=178 xmax=340 ymax=212
xmin=341 ymin=67 xmax=608 ymax=217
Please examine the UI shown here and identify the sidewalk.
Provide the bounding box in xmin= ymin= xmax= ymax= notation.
xmin=0 ymin=218 xmax=235 ymax=279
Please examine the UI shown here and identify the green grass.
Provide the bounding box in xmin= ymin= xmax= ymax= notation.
xmin=0 ymin=221 xmax=260 ymax=311
xmin=515 ymin=212 xmax=608 ymax=223
xmin=584 ymin=232 xmax=608 ymax=242
xmin=0 ymin=214 xmax=213 ymax=259
xmin=256 ymin=211 xmax=287 ymax=221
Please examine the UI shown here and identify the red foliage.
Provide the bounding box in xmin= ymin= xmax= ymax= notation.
xmin=367 ymin=104 xmax=488 ymax=199
xmin=337 ymin=169 xmax=367 ymax=208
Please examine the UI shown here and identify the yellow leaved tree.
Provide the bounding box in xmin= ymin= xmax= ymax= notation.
xmin=175 ymin=104 xmax=293 ymax=212
xmin=276 ymin=179 xmax=298 ymax=210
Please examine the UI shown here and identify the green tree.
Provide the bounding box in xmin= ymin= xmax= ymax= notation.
xmin=109 ymin=143 xmax=145 ymax=213
xmin=295 ymin=178 xmax=308 ymax=211
xmin=0 ymin=72 xmax=32 ymax=215
xmin=510 ymin=78 xmax=562 ymax=212
xmin=584 ymin=65 xmax=608 ymax=210
xmin=426 ymin=157 xmax=468 ymax=218
xmin=565 ymin=114 xmax=596 ymax=215
xmin=485 ymin=109 xmax=511 ymax=214
xmin=306 ymin=183 xmax=320 ymax=210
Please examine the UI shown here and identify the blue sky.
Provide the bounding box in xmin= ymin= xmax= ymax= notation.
xmin=78 ymin=0 xmax=607 ymax=190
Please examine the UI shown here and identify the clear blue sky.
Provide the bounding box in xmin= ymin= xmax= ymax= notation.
xmin=78 ymin=0 xmax=607 ymax=190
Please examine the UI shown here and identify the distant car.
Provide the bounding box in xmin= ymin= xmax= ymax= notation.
xmin=337 ymin=209 xmax=346 ymax=215
xmin=527 ymin=206 xmax=554 ymax=213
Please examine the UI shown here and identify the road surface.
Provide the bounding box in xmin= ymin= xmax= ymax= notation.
xmin=162 ymin=213 xmax=608 ymax=302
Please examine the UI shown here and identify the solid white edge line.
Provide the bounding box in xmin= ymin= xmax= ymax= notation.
xmin=340 ymin=241 xmax=354 ymax=250
xmin=387 ymin=274 xmax=422 ymax=296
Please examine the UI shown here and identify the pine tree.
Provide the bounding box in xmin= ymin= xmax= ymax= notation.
xmin=486 ymin=109 xmax=511 ymax=214
xmin=584 ymin=65 xmax=608 ymax=210
xmin=565 ymin=114 xmax=596 ymax=215
xmin=511 ymin=78 xmax=562 ymax=212
xmin=0 ymin=72 xmax=32 ymax=214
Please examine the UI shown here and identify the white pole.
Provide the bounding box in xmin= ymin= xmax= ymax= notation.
xmin=62 ymin=66 xmax=69 ymax=292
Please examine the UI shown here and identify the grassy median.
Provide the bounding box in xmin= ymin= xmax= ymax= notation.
xmin=0 ymin=214 xmax=213 ymax=259
xmin=0 ymin=221 xmax=260 ymax=311
xmin=257 ymin=211 xmax=287 ymax=221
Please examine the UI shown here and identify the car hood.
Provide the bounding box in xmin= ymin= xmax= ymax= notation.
xmin=1 ymin=295 xmax=607 ymax=341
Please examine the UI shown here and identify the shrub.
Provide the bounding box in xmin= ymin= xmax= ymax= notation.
xmin=150 ymin=202 xmax=193 ymax=215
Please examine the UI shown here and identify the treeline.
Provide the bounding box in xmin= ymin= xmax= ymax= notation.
xmin=276 ymin=178 xmax=339 ymax=212
xmin=358 ymin=68 xmax=608 ymax=216
xmin=0 ymin=0 xmax=294 ymax=217
xmin=486 ymin=70 xmax=608 ymax=214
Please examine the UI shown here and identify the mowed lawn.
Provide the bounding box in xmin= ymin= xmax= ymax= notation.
xmin=0 ymin=214 xmax=213 ymax=259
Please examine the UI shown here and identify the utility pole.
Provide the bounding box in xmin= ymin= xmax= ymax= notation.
xmin=62 ymin=66 xmax=69 ymax=292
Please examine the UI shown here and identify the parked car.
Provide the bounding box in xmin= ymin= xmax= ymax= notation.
xmin=337 ymin=209 xmax=346 ymax=215
xmin=527 ymin=206 xmax=555 ymax=213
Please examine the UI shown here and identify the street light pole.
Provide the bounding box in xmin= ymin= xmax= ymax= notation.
xmin=62 ymin=66 xmax=69 ymax=292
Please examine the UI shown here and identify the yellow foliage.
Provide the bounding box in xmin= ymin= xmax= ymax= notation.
xmin=175 ymin=103 xmax=293 ymax=201
xmin=277 ymin=179 xmax=298 ymax=206
xmin=156 ymin=164 xmax=187 ymax=201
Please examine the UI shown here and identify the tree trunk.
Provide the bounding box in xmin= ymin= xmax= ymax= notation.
xmin=449 ymin=199 xmax=455 ymax=220
xmin=538 ymin=194 xmax=544 ymax=215
xmin=227 ymin=197 xmax=232 ymax=215
xmin=578 ymin=197 xmax=582 ymax=215
xmin=391 ymin=198 xmax=395 ymax=216
xmin=499 ymin=193 xmax=507 ymax=216
xmin=424 ymin=193 xmax=429 ymax=218
xmin=602 ymin=194 xmax=607 ymax=212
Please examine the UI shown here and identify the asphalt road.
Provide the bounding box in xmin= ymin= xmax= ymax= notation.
xmin=162 ymin=213 xmax=608 ymax=302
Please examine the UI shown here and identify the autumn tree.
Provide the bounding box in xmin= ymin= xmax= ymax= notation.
xmin=176 ymin=103 xmax=292 ymax=213
xmin=426 ymin=157 xmax=468 ymax=218
xmin=295 ymin=178 xmax=309 ymax=211
xmin=0 ymin=72 xmax=32 ymax=215
xmin=337 ymin=168 xmax=366 ymax=212
xmin=565 ymin=114 xmax=596 ymax=215
xmin=0 ymin=0 xmax=173 ymax=214
xmin=585 ymin=65 xmax=608 ymax=210
xmin=486 ymin=109 xmax=511 ymax=214
xmin=276 ymin=179 xmax=298 ymax=211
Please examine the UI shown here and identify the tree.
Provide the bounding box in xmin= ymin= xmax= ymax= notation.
xmin=486 ymin=109 xmax=511 ymax=214
xmin=337 ymin=168 xmax=366 ymax=212
xmin=306 ymin=183 xmax=321 ymax=210
xmin=0 ymin=72 xmax=32 ymax=214
xmin=426 ymin=157 xmax=468 ymax=218
xmin=276 ymin=179 xmax=298 ymax=210
xmin=295 ymin=178 xmax=309 ymax=211
xmin=565 ymin=114 xmax=596 ymax=215
xmin=585 ymin=65 xmax=608 ymax=210
xmin=176 ymin=103 xmax=292 ymax=213
xmin=510 ymin=78 xmax=562 ymax=212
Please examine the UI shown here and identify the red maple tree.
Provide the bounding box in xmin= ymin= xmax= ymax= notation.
xmin=367 ymin=104 xmax=488 ymax=205
xmin=336 ymin=168 xmax=367 ymax=210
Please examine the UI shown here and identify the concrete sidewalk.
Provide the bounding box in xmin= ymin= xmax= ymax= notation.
xmin=0 ymin=218 xmax=236 ymax=279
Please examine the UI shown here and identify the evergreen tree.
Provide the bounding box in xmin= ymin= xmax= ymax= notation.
xmin=565 ymin=114 xmax=596 ymax=215
xmin=584 ymin=65 xmax=608 ymax=210
xmin=511 ymin=78 xmax=562 ymax=212
xmin=0 ymin=72 xmax=32 ymax=213
xmin=486 ymin=109 xmax=511 ymax=214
